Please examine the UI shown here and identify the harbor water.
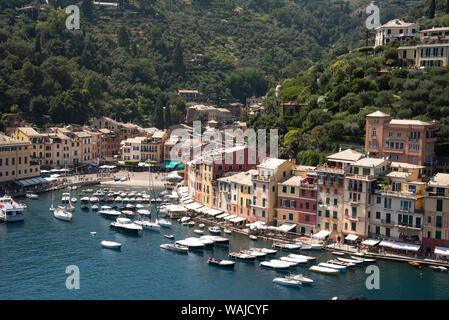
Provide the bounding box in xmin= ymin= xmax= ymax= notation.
xmin=0 ymin=188 xmax=448 ymax=300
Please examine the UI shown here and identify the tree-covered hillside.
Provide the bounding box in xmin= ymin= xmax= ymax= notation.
xmin=0 ymin=0 xmax=427 ymax=129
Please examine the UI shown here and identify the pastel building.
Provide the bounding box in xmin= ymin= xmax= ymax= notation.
xmin=375 ymin=19 xmax=419 ymax=47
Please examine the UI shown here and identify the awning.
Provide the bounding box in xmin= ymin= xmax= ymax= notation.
xmin=362 ymin=239 xmax=381 ymax=246
xmin=167 ymin=204 xmax=187 ymax=213
xmin=15 ymin=177 xmax=48 ymax=187
xmin=163 ymin=161 xmax=180 ymax=169
xmin=184 ymin=202 xmax=203 ymax=210
xmin=216 ymin=213 xmax=230 ymax=219
xmin=224 ymin=214 xmax=238 ymax=221
xmin=379 ymin=240 xmax=420 ymax=252
xmin=312 ymin=230 xmax=331 ymax=239
xmin=206 ymin=208 xmax=223 ymax=216
xmin=434 ymin=246 xmax=449 ymax=257
xmin=230 ymin=216 xmax=246 ymax=223
xmin=345 ymin=234 xmax=359 ymax=241
xmin=196 ymin=206 xmax=211 ymax=214
xmin=178 ymin=186 xmax=189 ymax=194
xmin=248 ymin=221 xmax=267 ymax=230
xmin=278 ymin=223 xmax=297 ymax=232
xmin=183 ymin=199 xmax=193 ymax=204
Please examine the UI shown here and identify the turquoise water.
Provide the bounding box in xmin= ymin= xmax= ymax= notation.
xmin=0 ymin=187 xmax=448 ymax=300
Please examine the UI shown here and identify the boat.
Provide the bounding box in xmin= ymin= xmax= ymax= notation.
xmin=285 ymin=274 xmax=314 ymax=284
xmin=180 ymin=217 xmax=191 ymax=223
xmin=309 ymin=265 xmax=339 ymax=275
xmin=318 ymin=262 xmax=346 ymax=272
xmin=310 ymin=243 xmax=323 ymax=250
xmin=81 ymin=204 xmax=90 ymax=210
xmin=125 ymin=204 xmax=136 ymax=211
xmin=90 ymin=232 xmax=96 ymax=235
xmin=260 ymin=259 xmax=291 ymax=270
xmin=80 ymin=197 xmax=90 ymax=203
xmin=200 ymin=235 xmax=230 ymax=246
xmin=208 ymin=257 xmax=235 ymax=268
xmin=429 ymin=265 xmax=448 ymax=272
xmin=136 ymin=204 xmax=145 ymax=209
xmin=337 ymin=257 xmax=364 ymax=265
xmin=122 ymin=210 xmax=135 ymax=216
xmin=273 ymin=242 xmax=301 ymax=251
xmin=328 ymin=259 xmax=355 ymax=269
xmin=61 ymin=192 xmax=70 ymax=203
xmin=98 ymin=209 xmax=122 ymax=218
xmin=53 ymin=206 xmax=72 ymax=222
xmin=241 ymin=249 xmax=266 ymax=258
xmin=101 ymin=241 xmax=122 ymax=249
xmin=298 ymin=243 xmax=312 ymax=250
xmin=49 ymin=191 xmax=55 ymax=212
xmin=250 ymin=247 xmax=277 ymax=255
xmin=408 ymin=261 xmax=421 ymax=267
xmin=280 ymin=256 xmax=308 ymax=265
xmin=249 ymin=235 xmax=258 ymax=240
xmin=26 ymin=192 xmax=39 ymax=199
xmin=134 ymin=220 xmax=161 ymax=231
xmin=332 ymin=251 xmax=345 ymax=256
xmin=71 ymin=198 xmax=77 ymax=203
xmin=229 ymin=252 xmax=256 ymax=261
xmin=101 ymin=205 xmax=112 ymax=210
xmin=199 ymin=223 xmax=205 ymax=229
xmin=193 ymin=237 xmax=214 ymax=248
xmin=194 ymin=229 xmax=204 ymax=235
xmin=272 ymin=277 xmax=301 ymax=287
xmin=156 ymin=218 xmax=172 ymax=228
xmin=110 ymin=217 xmax=142 ymax=234
xmin=175 ymin=238 xmax=205 ymax=250
xmin=160 ymin=243 xmax=189 ymax=253
xmin=0 ymin=196 xmax=25 ymax=222
xmin=91 ymin=205 xmax=99 ymax=210
xmin=289 ymin=254 xmax=317 ymax=262
xmin=164 ymin=234 xmax=175 ymax=240
xmin=186 ymin=221 xmax=195 ymax=227
xmin=66 ymin=204 xmax=75 ymax=211
xmin=208 ymin=226 xmax=221 ymax=234
xmin=89 ymin=197 xmax=99 ymax=203
xmin=224 ymin=229 xmax=232 ymax=234
xmin=137 ymin=209 xmax=151 ymax=216
xmin=350 ymin=256 xmax=376 ymax=263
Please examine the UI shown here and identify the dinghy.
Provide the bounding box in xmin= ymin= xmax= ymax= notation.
xmin=101 ymin=241 xmax=122 ymax=249
xmin=160 ymin=243 xmax=189 ymax=253
xmin=309 ymin=265 xmax=339 ymax=275
xmin=285 ymin=274 xmax=314 ymax=284
xmin=318 ymin=262 xmax=346 ymax=272
xmin=208 ymin=257 xmax=235 ymax=268
xmin=272 ymin=277 xmax=301 ymax=287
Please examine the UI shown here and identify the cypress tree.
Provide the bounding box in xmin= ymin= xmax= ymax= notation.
xmin=429 ymin=0 xmax=435 ymax=19
xmin=446 ymin=0 xmax=449 ymax=14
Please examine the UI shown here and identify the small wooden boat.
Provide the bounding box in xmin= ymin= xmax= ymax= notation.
xmin=328 ymin=259 xmax=355 ymax=269
xmin=241 ymin=249 xmax=266 ymax=258
xmin=408 ymin=261 xmax=421 ymax=267
xmin=160 ymin=243 xmax=189 ymax=253
xmin=332 ymin=251 xmax=345 ymax=256
xmin=309 ymin=265 xmax=339 ymax=275
xmin=273 ymin=242 xmax=301 ymax=251
xmin=164 ymin=234 xmax=175 ymax=240
xmin=272 ymin=277 xmax=301 ymax=287
xmin=208 ymin=257 xmax=235 ymax=268
xmin=101 ymin=241 xmax=122 ymax=249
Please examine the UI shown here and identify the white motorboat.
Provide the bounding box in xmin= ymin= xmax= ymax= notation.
xmin=134 ymin=220 xmax=161 ymax=231
xmin=156 ymin=218 xmax=172 ymax=228
xmin=0 ymin=196 xmax=25 ymax=222
xmin=194 ymin=229 xmax=204 ymax=235
xmin=115 ymin=196 xmax=123 ymax=202
xmin=160 ymin=243 xmax=189 ymax=253
xmin=91 ymin=205 xmax=99 ymax=210
xmin=98 ymin=209 xmax=122 ymax=218
xmin=289 ymin=254 xmax=317 ymax=262
xmin=89 ymin=197 xmax=99 ymax=203
xmin=224 ymin=229 xmax=232 ymax=234
xmin=90 ymin=232 xmax=96 ymax=235
xmin=318 ymin=262 xmax=346 ymax=272
xmin=337 ymin=257 xmax=364 ymax=265
xmin=61 ymin=192 xmax=70 ymax=203
xmin=310 ymin=243 xmax=323 ymax=250
xmin=328 ymin=259 xmax=356 ymax=269
xmin=260 ymin=259 xmax=292 ymax=270
xmin=201 ymin=235 xmax=229 ymax=246
xmin=241 ymin=249 xmax=266 ymax=258
xmin=208 ymin=226 xmax=221 ymax=234
xmin=299 ymin=243 xmax=312 ymax=250
xmin=110 ymin=217 xmax=142 ymax=234
xmin=26 ymin=193 xmax=39 ymax=199
xmin=273 ymin=277 xmax=301 ymax=287
xmin=71 ymin=198 xmax=77 ymax=203
xmin=101 ymin=205 xmax=112 ymax=210
xmin=273 ymin=242 xmax=301 ymax=251
xmin=198 ymin=223 xmax=205 ymax=229
xmin=250 ymin=247 xmax=277 ymax=255
xmin=309 ymin=265 xmax=339 ymax=275
xmin=136 ymin=204 xmax=145 ymax=209
xmin=280 ymin=256 xmax=308 ymax=265
xmin=229 ymin=252 xmax=256 ymax=261
xmin=332 ymin=251 xmax=346 ymax=256
xmin=249 ymin=235 xmax=258 ymax=240
xmin=195 ymin=237 xmax=214 ymax=248
xmin=208 ymin=257 xmax=235 ymax=268
xmin=80 ymin=197 xmax=90 ymax=203
xmin=176 ymin=238 xmax=205 ymax=250
xmin=350 ymin=256 xmax=376 ymax=263
xmin=285 ymin=274 xmax=314 ymax=284
xmin=54 ymin=206 xmax=72 ymax=222
xmin=101 ymin=241 xmax=122 ymax=249
xmin=180 ymin=216 xmax=191 ymax=223
xmin=137 ymin=209 xmax=151 ymax=216
xmin=185 ymin=221 xmax=195 ymax=227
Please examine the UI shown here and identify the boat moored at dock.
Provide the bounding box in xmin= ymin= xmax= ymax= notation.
xmin=272 ymin=277 xmax=301 ymax=287
xmin=101 ymin=241 xmax=122 ymax=250
xmin=160 ymin=243 xmax=189 ymax=253
xmin=309 ymin=265 xmax=340 ymax=275
xmin=260 ymin=259 xmax=292 ymax=270
xmin=273 ymin=242 xmax=301 ymax=251
xmin=208 ymin=257 xmax=235 ymax=268
xmin=110 ymin=218 xmax=142 ymax=234
xmin=0 ymin=196 xmax=25 ymax=222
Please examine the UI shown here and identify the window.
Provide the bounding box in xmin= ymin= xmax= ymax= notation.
xmin=436 ymin=199 xmax=443 ymax=212
xmin=436 ymin=216 xmax=442 ymax=228
xmin=289 ymin=213 xmax=293 ymax=221
xmin=351 ymin=223 xmax=356 ymax=231
xmin=376 ymin=212 xmax=381 ymax=219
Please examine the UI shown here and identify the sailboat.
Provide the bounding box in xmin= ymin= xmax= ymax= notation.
xmin=49 ymin=191 xmax=55 ymax=212
xmin=54 ymin=187 xmax=73 ymax=221
xmin=135 ymin=164 xmax=161 ymax=231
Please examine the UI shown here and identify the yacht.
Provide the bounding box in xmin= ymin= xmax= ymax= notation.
xmin=208 ymin=226 xmax=221 ymax=235
xmin=110 ymin=218 xmax=142 ymax=234
xmin=53 ymin=206 xmax=72 ymax=222
xmin=98 ymin=209 xmax=122 ymax=218
xmin=101 ymin=241 xmax=122 ymax=250
xmin=61 ymin=193 xmax=71 ymax=203
xmin=156 ymin=218 xmax=172 ymax=228
xmin=26 ymin=193 xmax=39 ymax=199
xmin=160 ymin=243 xmax=189 ymax=253
xmin=134 ymin=220 xmax=161 ymax=231
xmin=0 ymin=196 xmax=25 ymax=222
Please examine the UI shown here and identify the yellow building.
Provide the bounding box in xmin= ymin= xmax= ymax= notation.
xmin=398 ymin=27 xmax=449 ymax=68
xmin=0 ymin=133 xmax=40 ymax=185
xmin=11 ymin=127 xmax=47 ymax=166
xmin=375 ymin=19 xmax=419 ymax=47
xmin=141 ymin=130 xmax=167 ymax=163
